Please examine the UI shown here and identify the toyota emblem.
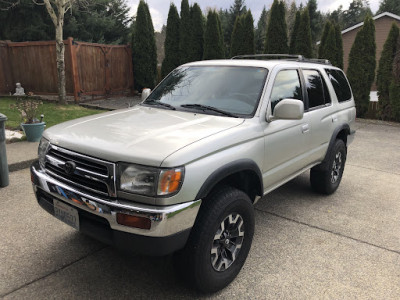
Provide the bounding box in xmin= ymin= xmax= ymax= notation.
xmin=64 ymin=161 xmax=76 ymax=175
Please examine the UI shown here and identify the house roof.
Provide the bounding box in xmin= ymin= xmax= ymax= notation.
xmin=341 ymin=12 xmax=400 ymax=35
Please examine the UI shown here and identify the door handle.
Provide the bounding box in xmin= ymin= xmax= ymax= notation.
xmin=301 ymin=124 xmax=310 ymax=133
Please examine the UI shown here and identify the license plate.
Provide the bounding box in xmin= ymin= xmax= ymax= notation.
xmin=53 ymin=199 xmax=80 ymax=230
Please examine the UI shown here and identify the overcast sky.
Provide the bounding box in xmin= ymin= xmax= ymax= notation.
xmin=126 ymin=0 xmax=381 ymax=32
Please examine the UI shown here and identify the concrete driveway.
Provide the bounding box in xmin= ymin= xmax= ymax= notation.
xmin=1 ymin=120 xmax=399 ymax=299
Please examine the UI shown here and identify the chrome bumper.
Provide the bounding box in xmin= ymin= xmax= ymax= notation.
xmin=31 ymin=161 xmax=201 ymax=238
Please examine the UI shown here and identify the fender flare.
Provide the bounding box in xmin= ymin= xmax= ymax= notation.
xmin=320 ymin=124 xmax=350 ymax=167
xmin=195 ymin=159 xmax=263 ymax=200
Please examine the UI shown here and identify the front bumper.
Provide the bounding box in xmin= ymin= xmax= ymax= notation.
xmin=31 ymin=161 xmax=201 ymax=255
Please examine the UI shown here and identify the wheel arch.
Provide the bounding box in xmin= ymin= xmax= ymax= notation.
xmin=319 ymin=124 xmax=350 ymax=168
xmin=195 ymin=159 xmax=263 ymax=203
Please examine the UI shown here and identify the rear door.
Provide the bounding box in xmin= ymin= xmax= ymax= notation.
xmin=301 ymin=68 xmax=337 ymax=162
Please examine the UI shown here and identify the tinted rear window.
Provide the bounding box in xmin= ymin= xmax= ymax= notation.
xmin=325 ymin=69 xmax=352 ymax=102
xmin=303 ymin=69 xmax=331 ymax=109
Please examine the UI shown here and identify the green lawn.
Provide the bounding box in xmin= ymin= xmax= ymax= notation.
xmin=0 ymin=98 xmax=104 ymax=130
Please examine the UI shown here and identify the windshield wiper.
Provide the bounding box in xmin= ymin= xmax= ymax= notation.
xmin=144 ymin=99 xmax=176 ymax=110
xmin=180 ymin=104 xmax=239 ymax=118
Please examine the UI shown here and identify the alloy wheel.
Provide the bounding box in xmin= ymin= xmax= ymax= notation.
xmin=211 ymin=213 xmax=245 ymax=272
xmin=331 ymin=152 xmax=342 ymax=183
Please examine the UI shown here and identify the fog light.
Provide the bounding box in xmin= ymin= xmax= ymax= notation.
xmin=116 ymin=213 xmax=151 ymax=230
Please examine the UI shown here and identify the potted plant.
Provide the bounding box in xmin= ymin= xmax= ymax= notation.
xmin=11 ymin=97 xmax=45 ymax=142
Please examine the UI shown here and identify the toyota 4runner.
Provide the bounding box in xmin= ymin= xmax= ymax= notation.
xmin=31 ymin=55 xmax=356 ymax=292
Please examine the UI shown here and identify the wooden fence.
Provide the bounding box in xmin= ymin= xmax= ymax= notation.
xmin=0 ymin=38 xmax=134 ymax=101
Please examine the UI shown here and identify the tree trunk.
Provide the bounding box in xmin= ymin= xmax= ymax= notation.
xmin=55 ymin=23 xmax=66 ymax=104
xmin=43 ymin=0 xmax=67 ymax=104
xmin=55 ymin=1 xmax=66 ymax=105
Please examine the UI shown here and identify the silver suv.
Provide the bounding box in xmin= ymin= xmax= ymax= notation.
xmin=31 ymin=55 xmax=356 ymax=292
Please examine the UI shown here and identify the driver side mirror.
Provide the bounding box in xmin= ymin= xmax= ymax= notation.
xmin=267 ymin=99 xmax=304 ymax=122
xmin=141 ymin=88 xmax=151 ymax=101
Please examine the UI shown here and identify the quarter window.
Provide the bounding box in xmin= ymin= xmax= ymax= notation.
xmin=270 ymin=70 xmax=302 ymax=113
xmin=303 ymin=69 xmax=330 ymax=109
xmin=325 ymin=69 xmax=352 ymax=102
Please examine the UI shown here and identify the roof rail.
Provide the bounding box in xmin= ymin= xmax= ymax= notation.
xmin=231 ymin=54 xmax=304 ymax=60
xmin=231 ymin=54 xmax=332 ymax=65
xmin=305 ymin=58 xmax=332 ymax=65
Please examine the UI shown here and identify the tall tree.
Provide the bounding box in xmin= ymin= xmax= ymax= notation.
xmin=377 ymin=0 xmax=400 ymax=15
xmin=255 ymin=6 xmax=268 ymax=54
xmin=179 ymin=0 xmax=191 ymax=64
xmin=334 ymin=23 xmax=344 ymax=69
xmin=295 ymin=9 xmax=312 ymax=57
xmin=347 ymin=15 xmax=376 ymax=117
xmin=102 ymin=0 xmax=131 ymax=44
xmin=216 ymin=10 xmax=225 ymax=56
xmin=188 ymin=3 xmax=204 ymax=62
xmin=242 ymin=10 xmax=255 ymax=55
xmin=161 ymin=3 xmax=180 ymax=77
xmin=324 ymin=24 xmax=339 ymax=66
xmin=230 ymin=15 xmax=244 ymax=57
xmin=218 ymin=8 xmax=230 ymax=57
xmin=132 ymin=0 xmax=157 ymax=90
xmin=0 ymin=0 xmax=132 ymax=45
xmin=289 ymin=10 xmax=301 ymax=54
xmin=230 ymin=10 xmax=254 ymax=57
xmin=225 ymin=0 xmax=247 ymax=55
xmin=343 ymin=0 xmax=372 ymax=29
xmin=286 ymin=1 xmax=297 ymax=42
xmin=203 ymin=10 xmax=225 ymax=60
xmin=389 ymin=37 xmax=400 ymax=121
xmin=377 ymin=23 xmax=399 ymax=120
xmin=307 ymin=0 xmax=322 ymax=52
xmin=318 ymin=20 xmax=331 ymax=59
xmin=0 ymin=0 xmax=53 ymax=41
xmin=265 ymin=0 xmax=288 ymax=54
xmin=155 ymin=25 xmax=166 ymax=65
xmin=64 ymin=0 xmax=131 ymax=44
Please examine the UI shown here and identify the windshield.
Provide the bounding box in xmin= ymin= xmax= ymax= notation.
xmin=143 ymin=66 xmax=268 ymax=117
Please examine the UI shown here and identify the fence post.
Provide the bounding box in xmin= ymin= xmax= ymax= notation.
xmin=68 ymin=37 xmax=80 ymax=103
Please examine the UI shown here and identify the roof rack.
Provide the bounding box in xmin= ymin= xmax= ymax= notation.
xmin=305 ymin=58 xmax=332 ymax=65
xmin=231 ymin=54 xmax=332 ymax=65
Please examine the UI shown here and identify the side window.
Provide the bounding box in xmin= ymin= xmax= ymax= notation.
xmin=270 ymin=70 xmax=302 ymax=113
xmin=303 ymin=69 xmax=330 ymax=109
xmin=322 ymin=75 xmax=331 ymax=104
xmin=325 ymin=69 xmax=352 ymax=102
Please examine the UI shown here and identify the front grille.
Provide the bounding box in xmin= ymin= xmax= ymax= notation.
xmin=44 ymin=145 xmax=116 ymax=197
xmin=48 ymin=148 xmax=108 ymax=175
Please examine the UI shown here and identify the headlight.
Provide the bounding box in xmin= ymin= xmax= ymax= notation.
xmin=118 ymin=163 xmax=184 ymax=197
xmin=38 ymin=137 xmax=50 ymax=167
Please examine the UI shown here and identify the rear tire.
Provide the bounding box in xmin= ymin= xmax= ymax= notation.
xmin=310 ymin=139 xmax=346 ymax=195
xmin=175 ymin=186 xmax=254 ymax=293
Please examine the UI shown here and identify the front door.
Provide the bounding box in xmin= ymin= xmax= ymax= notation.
xmin=262 ymin=68 xmax=311 ymax=192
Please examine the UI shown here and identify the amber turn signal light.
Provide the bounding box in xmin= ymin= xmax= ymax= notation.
xmin=116 ymin=213 xmax=151 ymax=230
xmin=158 ymin=169 xmax=182 ymax=195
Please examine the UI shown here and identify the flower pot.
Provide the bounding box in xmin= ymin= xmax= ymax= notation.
xmin=21 ymin=122 xmax=46 ymax=142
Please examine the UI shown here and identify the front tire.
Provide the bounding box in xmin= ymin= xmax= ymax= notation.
xmin=175 ymin=186 xmax=254 ymax=293
xmin=310 ymin=139 xmax=347 ymax=194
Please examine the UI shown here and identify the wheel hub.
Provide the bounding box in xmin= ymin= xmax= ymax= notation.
xmin=331 ymin=152 xmax=342 ymax=183
xmin=211 ymin=213 xmax=245 ymax=272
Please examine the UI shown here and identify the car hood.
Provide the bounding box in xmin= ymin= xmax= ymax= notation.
xmin=44 ymin=105 xmax=244 ymax=166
